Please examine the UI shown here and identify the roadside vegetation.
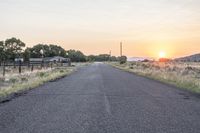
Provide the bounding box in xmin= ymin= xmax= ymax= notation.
xmin=0 ymin=36 xmax=124 ymax=100
xmin=109 ymin=61 xmax=200 ymax=93
xmin=0 ymin=63 xmax=89 ymax=99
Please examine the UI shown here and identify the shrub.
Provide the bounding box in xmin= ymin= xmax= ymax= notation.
xmin=21 ymin=77 xmax=28 ymax=82
xmin=38 ymin=72 xmax=47 ymax=77
xmin=9 ymin=77 xmax=18 ymax=83
xmin=119 ymin=56 xmax=127 ymax=64
xmin=60 ymin=70 xmax=65 ymax=73
xmin=129 ymin=66 xmax=134 ymax=69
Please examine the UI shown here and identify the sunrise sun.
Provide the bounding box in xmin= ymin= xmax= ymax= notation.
xmin=159 ymin=51 xmax=166 ymax=58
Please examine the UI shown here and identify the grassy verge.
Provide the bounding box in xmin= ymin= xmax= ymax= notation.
xmin=108 ymin=62 xmax=200 ymax=94
xmin=0 ymin=63 xmax=89 ymax=99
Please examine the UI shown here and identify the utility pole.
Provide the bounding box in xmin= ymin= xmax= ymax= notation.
xmin=120 ymin=42 xmax=123 ymax=57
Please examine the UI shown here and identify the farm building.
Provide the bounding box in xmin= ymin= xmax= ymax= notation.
xmin=44 ymin=56 xmax=70 ymax=63
xmin=14 ymin=58 xmax=24 ymax=62
xmin=30 ymin=56 xmax=70 ymax=63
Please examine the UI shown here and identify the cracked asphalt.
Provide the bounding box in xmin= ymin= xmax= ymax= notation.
xmin=0 ymin=63 xmax=200 ymax=133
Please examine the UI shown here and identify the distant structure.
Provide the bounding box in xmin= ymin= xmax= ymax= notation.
xmin=14 ymin=58 xmax=24 ymax=62
xmin=120 ymin=42 xmax=123 ymax=57
xmin=127 ymin=57 xmax=155 ymax=62
xmin=44 ymin=56 xmax=70 ymax=63
xmin=30 ymin=56 xmax=71 ymax=64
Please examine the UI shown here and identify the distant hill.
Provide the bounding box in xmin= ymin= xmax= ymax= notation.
xmin=175 ymin=53 xmax=200 ymax=62
xmin=128 ymin=57 xmax=155 ymax=62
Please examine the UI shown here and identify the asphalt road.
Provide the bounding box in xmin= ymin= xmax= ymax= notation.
xmin=0 ymin=63 xmax=200 ymax=133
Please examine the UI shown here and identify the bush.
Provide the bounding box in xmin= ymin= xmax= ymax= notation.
xmin=21 ymin=77 xmax=28 ymax=82
xmin=119 ymin=56 xmax=127 ymax=64
xmin=38 ymin=72 xmax=47 ymax=77
xmin=60 ymin=70 xmax=65 ymax=73
xmin=9 ymin=77 xmax=18 ymax=83
xmin=129 ymin=66 xmax=134 ymax=69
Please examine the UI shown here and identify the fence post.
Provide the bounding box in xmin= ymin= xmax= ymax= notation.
xmin=19 ymin=60 xmax=22 ymax=74
xmin=31 ymin=64 xmax=34 ymax=72
xmin=68 ymin=60 xmax=71 ymax=66
xmin=14 ymin=61 xmax=16 ymax=68
xmin=51 ymin=62 xmax=53 ymax=69
xmin=41 ymin=61 xmax=44 ymax=69
xmin=28 ymin=61 xmax=30 ymax=68
xmin=3 ymin=61 xmax=5 ymax=76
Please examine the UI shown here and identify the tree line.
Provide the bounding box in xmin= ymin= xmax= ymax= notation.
xmin=0 ymin=37 xmax=126 ymax=63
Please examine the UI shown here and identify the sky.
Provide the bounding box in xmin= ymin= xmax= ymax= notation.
xmin=0 ymin=0 xmax=200 ymax=58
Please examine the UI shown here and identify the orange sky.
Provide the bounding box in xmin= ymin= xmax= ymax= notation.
xmin=0 ymin=0 xmax=200 ymax=58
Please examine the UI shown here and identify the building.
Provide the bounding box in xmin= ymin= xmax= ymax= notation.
xmin=14 ymin=58 xmax=24 ymax=62
xmin=44 ymin=56 xmax=70 ymax=63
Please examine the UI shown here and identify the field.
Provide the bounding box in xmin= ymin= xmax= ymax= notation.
xmin=109 ymin=61 xmax=200 ymax=93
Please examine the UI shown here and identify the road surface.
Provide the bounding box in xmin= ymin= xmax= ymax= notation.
xmin=0 ymin=63 xmax=200 ymax=133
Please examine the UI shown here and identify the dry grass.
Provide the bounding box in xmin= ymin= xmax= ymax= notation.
xmin=0 ymin=63 xmax=89 ymax=98
xmin=108 ymin=62 xmax=200 ymax=93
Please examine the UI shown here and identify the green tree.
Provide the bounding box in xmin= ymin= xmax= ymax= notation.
xmin=110 ymin=56 xmax=118 ymax=61
xmin=119 ymin=56 xmax=127 ymax=64
xmin=23 ymin=47 xmax=31 ymax=61
xmin=5 ymin=37 xmax=26 ymax=60
xmin=29 ymin=44 xmax=49 ymax=58
xmin=87 ymin=55 xmax=96 ymax=62
xmin=49 ymin=44 xmax=66 ymax=57
xmin=0 ymin=41 xmax=6 ymax=61
xmin=66 ymin=50 xmax=86 ymax=62
xmin=29 ymin=44 xmax=67 ymax=58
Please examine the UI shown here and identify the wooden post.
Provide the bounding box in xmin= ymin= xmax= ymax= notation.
xmin=28 ymin=61 xmax=30 ymax=68
xmin=3 ymin=61 xmax=5 ymax=76
xmin=14 ymin=61 xmax=16 ymax=68
xmin=68 ymin=60 xmax=71 ymax=66
xmin=19 ymin=60 xmax=22 ymax=74
xmin=51 ymin=62 xmax=53 ymax=69
xmin=41 ymin=61 xmax=44 ymax=69
xmin=31 ymin=64 xmax=34 ymax=72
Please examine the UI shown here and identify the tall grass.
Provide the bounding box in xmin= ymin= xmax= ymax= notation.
xmin=0 ymin=67 xmax=74 ymax=98
xmin=109 ymin=62 xmax=200 ymax=93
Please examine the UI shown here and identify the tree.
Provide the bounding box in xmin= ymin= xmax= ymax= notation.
xmin=119 ymin=56 xmax=127 ymax=64
xmin=87 ymin=54 xmax=119 ymax=62
xmin=97 ymin=54 xmax=110 ymax=61
xmin=110 ymin=56 xmax=118 ymax=61
xmin=29 ymin=44 xmax=49 ymax=58
xmin=23 ymin=48 xmax=31 ymax=61
xmin=87 ymin=55 xmax=96 ymax=62
xmin=28 ymin=44 xmax=67 ymax=58
xmin=66 ymin=50 xmax=86 ymax=62
xmin=0 ymin=41 xmax=6 ymax=61
xmin=4 ymin=37 xmax=26 ymax=60
xmin=49 ymin=44 xmax=66 ymax=57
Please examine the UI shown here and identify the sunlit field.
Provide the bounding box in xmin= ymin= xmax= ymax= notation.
xmin=109 ymin=61 xmax=200 ymax=93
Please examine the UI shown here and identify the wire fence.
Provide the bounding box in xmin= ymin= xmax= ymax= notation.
xmin=0 ymin=61 xmax=71 ymax=77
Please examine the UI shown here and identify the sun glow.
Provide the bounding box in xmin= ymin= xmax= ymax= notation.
xmin=159 ymin=51 xmax=166 ymax=58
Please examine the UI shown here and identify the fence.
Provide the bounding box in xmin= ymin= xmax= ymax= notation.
xmin=0 ymin=60 xmax=71 ymax=77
